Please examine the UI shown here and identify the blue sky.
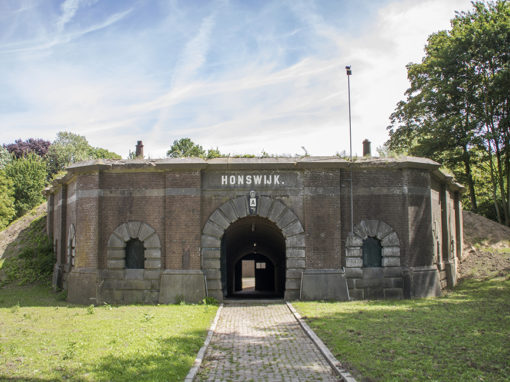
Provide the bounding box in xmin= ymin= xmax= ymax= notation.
xmin=0 ymin=0 xmax=474 ymax=158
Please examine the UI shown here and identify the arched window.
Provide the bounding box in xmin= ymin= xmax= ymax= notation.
xmin=107 ymin=222 xmax=161 ymax=270
xmin=362 ymin=237 xmax=382 ymax=267
xmin=125 ymin=239 xmax=145 ymax=269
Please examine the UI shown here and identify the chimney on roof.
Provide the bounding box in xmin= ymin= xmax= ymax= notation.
xmin=363 ymin=139 xmax=371 ymax=157
xmin=135 ymin=140 xmax=144 ymax=158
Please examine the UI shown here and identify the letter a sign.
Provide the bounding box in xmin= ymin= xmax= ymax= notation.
xmin=249 ymin=190 xmax=257 ymax=215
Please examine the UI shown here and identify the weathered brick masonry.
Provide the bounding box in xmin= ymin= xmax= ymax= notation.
xmin=46 ymin=156 xmax=463 ymax=304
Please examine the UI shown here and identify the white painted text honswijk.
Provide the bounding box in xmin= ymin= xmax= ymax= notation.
xmin=221 ymin=174 xmax=283 ymax=186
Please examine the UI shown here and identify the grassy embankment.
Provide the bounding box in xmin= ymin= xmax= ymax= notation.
xmin=0 ymin=206 xmax=218 ymax=381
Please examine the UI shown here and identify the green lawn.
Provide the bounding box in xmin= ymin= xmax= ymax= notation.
xmin=294 ymin=276 xmax=510 ymax=382
xmin=0 ymin=284 xmax=218 ymax=381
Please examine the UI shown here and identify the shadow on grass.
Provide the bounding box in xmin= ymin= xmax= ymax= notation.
xmin=84 ymin=333 xmax=205 ymax=382
xmin=0 ymin=283 xmax=68 ymax=308
xmin=0 ymin=378 xmax=52 ymax=381
xmin=0 ymin=331 xmax=207 ymax=382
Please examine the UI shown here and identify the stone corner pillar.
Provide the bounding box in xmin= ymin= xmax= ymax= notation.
xmin=67 ymin=268 xmax=100 ymax=305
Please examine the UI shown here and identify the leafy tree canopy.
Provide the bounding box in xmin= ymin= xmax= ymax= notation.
xmin=387 ymin=0 xmax=510 ymax=225
xmin=0 ymin=146 xmax=12 ymax=169
xmin=167 ymin=138 xmax=224 ymax=159
xmin=3 ymin=138 xmax=51 ymax=159
xmin=0 ymin=170 xmax=16 ymax=230
xmin=46 ymin=132 xmax=121 ymax=175
xmin=4 ymin=154 xmax=47 ymax=218
xmin=167 ymin=138 xmax=206 ymax=158
xmin=88 ymin=147 xmax=122 ymax=160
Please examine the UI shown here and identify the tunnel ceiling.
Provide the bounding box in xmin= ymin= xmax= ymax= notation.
xmin=223 ymin=216 xmax=285 ymax=262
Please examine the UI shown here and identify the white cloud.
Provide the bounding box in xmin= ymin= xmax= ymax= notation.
xmin=338 ymin=0 xmax=474 ymax=154
xmin=0 ymin=0 xmax=477 ymax=159
xmin=0 ymin=5 xmax=131 ymax=56
xmin=56 ymin=0 xmax=81 ymax=33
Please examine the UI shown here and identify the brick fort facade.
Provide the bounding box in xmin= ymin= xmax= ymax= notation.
xmin=46 ymin=156 xmax=463 ymax=304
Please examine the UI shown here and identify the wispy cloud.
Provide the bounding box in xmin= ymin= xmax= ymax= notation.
xmin=0 ymin=5 xmax=131 ymax=56
xmin=171 ymin=14 xmax=216 ymax=89
xmin=56 ymin=0 xmax=82 ymax=33
xmin=0 ymin=0 xmax=476 ymax=158
xmin=152 ymin=5 xmax=220 ymax=139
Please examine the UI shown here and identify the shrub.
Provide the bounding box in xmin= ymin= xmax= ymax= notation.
xmin=4 ymin=138 xmax=51 ymax=159
xmin=0 ymin=170 xmax=16 ymax=229
xmin=4 ymin=154 xmax=47 ymax=218
xmin=0 ymin=146 xmax=12 ymax=169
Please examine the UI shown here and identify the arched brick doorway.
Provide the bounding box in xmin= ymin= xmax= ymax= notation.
xmin=222 ymin=216 xmax=285 ymax=298
xmin=201 ymin=196 xmax=305 ymax=301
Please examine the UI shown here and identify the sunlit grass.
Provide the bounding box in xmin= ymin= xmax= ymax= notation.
xmin=0 ymin=284 xmax=217 ymax=381
xmin=294 ymin=276 xmax=510 ymax=382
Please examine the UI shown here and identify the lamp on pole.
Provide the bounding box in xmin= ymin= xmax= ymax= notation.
xmin=346 ymin=65 xmax=353 ymax=234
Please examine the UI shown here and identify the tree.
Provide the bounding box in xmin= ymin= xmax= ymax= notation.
xmin=206 ymin=148 xmax=222 ymax=159
xmin=0 ymin=146 xmax=12 ymax=169
xmin=46 ymin=132 xmax=90 ymax=175
xmin=46 ymin=132 xmax=121 ymax=175
xmin=0 ymin=170 xmax=16 ymax=230
xmin=167 ymin=138 xmax=227 ymax=159
xmin=4 ymin=138 xmax=51 ymax=159
xmin=4 ymin=154 xmax=47 ymax=218
xmin=387 ymin=0 xmax=510 ymax=225
xmin=88 ymin=147 xmax=122 ymax=160
xmin=167 ymin=138 xmax=206 ymax=158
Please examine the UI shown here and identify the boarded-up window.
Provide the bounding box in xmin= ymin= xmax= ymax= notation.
xmin=362 ymin=237 xmax=382 ymax=267
xmin=125 ymin=239 xmax=145 ymax=269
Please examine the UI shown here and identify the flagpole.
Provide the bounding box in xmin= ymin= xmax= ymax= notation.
xmin=346 ymin=65 xmax=353 ymax=234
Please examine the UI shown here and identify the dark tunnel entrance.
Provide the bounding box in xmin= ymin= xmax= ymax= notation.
xmin=221 ymin=216 xmax=285 ymax=299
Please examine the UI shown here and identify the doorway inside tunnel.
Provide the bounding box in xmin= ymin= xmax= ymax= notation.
xmin=221 ymin=216 xmax=285 ymax=299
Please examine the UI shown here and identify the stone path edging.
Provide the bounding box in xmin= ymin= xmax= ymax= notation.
xmin=286 ymin=302 xmax=357 ymax=382
xmin=184 ymin=303 xmax=224 ymax=382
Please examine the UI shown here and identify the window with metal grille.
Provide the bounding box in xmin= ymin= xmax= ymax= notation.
xmin=125 ymin=239 xmax=145 ymax=269
xmin=362 ymin=237 xmax=382 ymax=267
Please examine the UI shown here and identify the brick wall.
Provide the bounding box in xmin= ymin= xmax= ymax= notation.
xmin=303 ymin=169 xmax=341 ymax=269
xmin=75 ymin=174 xmax=99 ymax=268
xmin=340 ymin=168 xmax=409 ymax=266
xmin=405 ymin=169 xmax=433 ymax=267
xmin=165 ymin=171 xmax=201 ymax=270
xmin=47 ymin=158 xmax=463 ymax=303
xmin=98 ymin=171 xmax=165 ymax=269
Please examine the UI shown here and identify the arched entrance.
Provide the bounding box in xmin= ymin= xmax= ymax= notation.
xmin=201 ymin=195 xmax=305 ymax=301
xmin=222 ymin=216 xmax=285 ymax=298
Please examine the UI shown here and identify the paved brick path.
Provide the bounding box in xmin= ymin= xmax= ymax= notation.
xmin=195 ymin=303 xmax=340 ymax=381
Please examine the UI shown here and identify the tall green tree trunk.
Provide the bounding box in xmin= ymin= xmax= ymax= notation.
xmin=462 ymin=145 xmax=477 ymax=210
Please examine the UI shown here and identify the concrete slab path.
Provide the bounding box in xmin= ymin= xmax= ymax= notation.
xmin=195 ymin=303 xmax=341 ymax=381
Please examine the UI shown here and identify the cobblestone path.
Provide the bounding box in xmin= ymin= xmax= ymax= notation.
xmin=195 ymin=303 xmax=340 ymax=381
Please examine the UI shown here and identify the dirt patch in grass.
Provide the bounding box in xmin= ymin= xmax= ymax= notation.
xmin=459 ymin=247 xmax=510 ymax=280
